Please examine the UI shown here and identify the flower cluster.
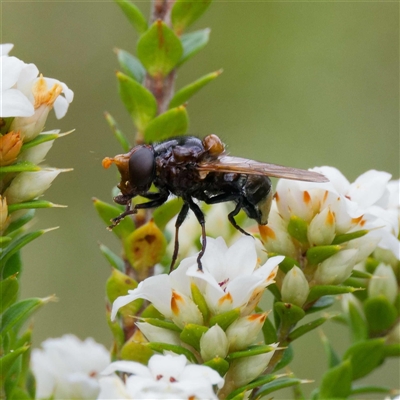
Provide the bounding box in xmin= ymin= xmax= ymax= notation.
xmin=111 ymin=236 xmax=282 ymax=396
xmin=0 ymin=43 xmax=73 ymax=233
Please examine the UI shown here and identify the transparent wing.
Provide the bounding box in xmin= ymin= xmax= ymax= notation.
xmin=198 ymin=155 xmax=329 ymax=182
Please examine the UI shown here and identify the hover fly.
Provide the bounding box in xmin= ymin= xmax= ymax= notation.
xmin=103 ymin=134 xmax=328 ymax=271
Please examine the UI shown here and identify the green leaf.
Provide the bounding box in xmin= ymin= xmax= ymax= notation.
xmin=116 ymin=49 xmax=146 ymax=84
xmin=169 ymin=70 xmax=222 ymax=109
xmin=147 ymin=342 xmax=197 ymax=363
xmin=274 ymin=302 xmax=305 ymax=328
xmin=275 ymin=255 xmax=299 ymax=274
xmin=115 ymin=0 xmax=147 ymax=34
xmin=364 ymin=295 xmax=397 ymax=334
xmin=272 ymin=344 xmax=294 ymax=372
xmin=121 ymin=340 xmax=153 ymax=363
xmin=179 ymin=29 xmax=210 ymax=66
xmin=0 ymin=236 xmax=12 ymax=245
xmin=320 ymin=332 xmax=341 ymax=368
xmin=144 ymin=106 xmax=189 ymax=142
xmin=287 ymin=216 xmax=308 ymax=244
xmin=227 ymin=375 xmax=281 ymax=400
xmin=1 ymin=297 xmax=52 ymax=336
xmin=350 ymin=385 xmax=391 ymax=396
xmin=0 ymin=345 xmax=29 ymax=382
xmin=288 ymin=317 xmax=327 ymax=342
xmin=8 ymin=388 xmax=31 ymax=400
xmin=153 ymin=198 xmax=184 ymax=231
xmin=0 ymin=161 xmax=40 ymax=173
xmin=7 ymin=200 xmax=65 ymax=213
xmin=343 ymin=338 xmax=385 ymax=380
xmin=227 ymin=344 xmax=276 ymax=360
xmin=306 ymin=285 xmax=361 ymax=304
xmin=262 ymin=316 xmax=278 ymax=344
xmin=347 ymin=299 xmax=368 ymax=343
xmin=383 ymin=343 xmax=400 ymax=357
xmin=190 ymin=283 xmax=210 ymax=322
xmin=4 ymin=209 xmax=35 ymax=235
xmin=171 ymin=0 xmax=212 ymax=35
xmin=305 ymin=295 xmax=335 ymax=314
xmin=0 ymin=230 xmax=48 ymax=275
xmin=209 ymin=308 xmax=240 ymax=331
xmin=306 ymin=245 xmax=341 ymax=265
xmin=350 ymin=269 xmax=372 ymax=279
xmin=2 ymin=252 xmax=22 ymax=279
xmin=256 ymin=377 xmax=308 ymax=398
xmin=137 ymin=20 xmax=183 ymax=77
xmin=142 ymin=318 xmax=181 ymax=332
xmin=180 ymin=324 xmax=208 ymax=351
xmin=0 ymin=274 xmax=19 ymax=314
xmin=203 ymin=357 xmax=229 ymax=377
xmin=332 ymin=229 xmax=368 ymax=245
xmin=319 ymin=359 xmax=352 ymax=399
xmin=99 ymin=243 xmax=125 ymax=272
xmin=104 ymin=111 xmax=131 ymax=152
xmin=93 ymin=197 xmax=135 ymax=239
xmin=117 ymin=72 xmax=157 ymax=132
xmin=20 ymin=131 xmax=62 ymax=151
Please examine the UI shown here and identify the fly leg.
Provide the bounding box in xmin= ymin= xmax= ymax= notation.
xmin=108 ymin=202 xmax=137 ymax=229
xmin=185 ymin=197 xmax=207 ymax=271
xmin=203 ymin=193 xmax=251 ymax=236
xmin=169 ymin=202 xmax=190 ymax=273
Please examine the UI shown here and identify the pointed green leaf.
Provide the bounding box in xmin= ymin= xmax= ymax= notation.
xmin=320 ymin=331 xmax=341 ymax=368
xmin=8 ymin=388 xmax=31 ymax=400
xmin=8 ymin=200 xmax=65 ymax=213
xmin=180 ymin=324 xmax=208 ymax=351
xmin=274 ymin=302 xmax=305 ymax=328
xmin=209 ymin=308 xmax=240 ymax=331
xmin=104 ymin=112 xmax=131 ymax=152
xmin=383 ymin=343 xmax=400 ymax=357
xmin=93 ymin=197 xmax=135 ymax=239
xmin=20 ymin=131 xmax=63 ymax=151
xmin=147 ymin=342 xmax=197 ymax=363
xmin=256 ymin=377 xmax=308 ymax=398
xmin=137 ymin=20 xmax=183 ymax=77
xmin=350 ymin=385 xmax=391 ymax=396
xmin=319 ymin=360 xmax=352 ymax=399
xmin=141 ymin=303 xmax=164 ymax=319
xmin=179 ymin=29 xmax=210 ymax=66
xmin=121 ymin=340 xmax=153 ymax=363
xmin=272 ymin=345 xmax=294 ymax=372
xmin=227 ymin=344 xmax=277 ymax=360
xmin=306 ymin=245 xmax=341 ymax=265
xmin=142 ymin=318 xmax=181 ymax=332
xmin=0 ymin=161 xmax=40 ymax=173
xmin=0 ymin=345 xmax=29 ymax=382
xmin=190 ymin=282 xmax=210 ymax=322
xmin=204 ymin=357 xmax=229 ymax=377
xmin=1 ymin=297 xmax=52 ymax=336
xmin=115 ymin=0 xmax=148 ymax=34
xmin=2 ymin=251 xmax=22 ymax=279
xmin=332 ymin=229 xmax=368 ymax=245
xmin=169 ymin=70 xmax=222 ymax=109
xmin=364 ymin=296 xmax=397 ymax=334
xmin=0 ymin=236 xmax=12 ymax=245
xmin=171 ymin=0 xmax=212 ymax=34
xmin=0 ymin=230 xmax=47 ymax=274
xmin=347 ymin=299 xmax=368 ymax=342
xmin=274 ymin=255 xmax=299 ymax=274
xmin=306 ymin=285 xmax=362 ymax=304
xmin=117 ymin=72 xmax=157 ymax=132
xmin=343 ymin=338 xmax=385 ymax=380
xmin=4 ymin=210 xmax=35 ymax=235
xmin=153 ymin=197 xmax=184 ymax=231
xmin=144 ymin=106 xmax=188 ymax=142
xmin=287 ymin=216 xmax=308 ymax=244
xmin=305 ymin=295 xmax=335 ymax=314
xmin=351 ymin=269 xmax=373 ymax=279
xmin=226 ymin=374 xmax=281 ymax=400
xmin=0 ymin=274 xmax=19 ymax=314
xmin=116 ymin=49 xmax=146 ymax=84
xmin=288 ymin=317 xmax=327 ymax=342
xmin=99 ymin=243 xmax=125 ymax=272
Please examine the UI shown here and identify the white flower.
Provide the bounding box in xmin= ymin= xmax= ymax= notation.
xmin=98 ymin=354 xmax=224 ymax=400
xmin=368 ymin=263 xmax=398 ymax=304
xmin=31 ymin=334 xmax=110 ymax=400
xmin=113 ymin=236 xmax=283 ymax=327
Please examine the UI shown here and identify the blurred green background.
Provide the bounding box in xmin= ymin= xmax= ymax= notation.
xmin=3 ymin=0 xmax=399 ymax=397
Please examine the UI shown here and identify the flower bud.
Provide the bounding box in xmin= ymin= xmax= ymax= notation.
xmin=307 ymin=207 xmax=336 ymax=246
xmin=0 ymin=131 xmax=23 ymax=166
xmin=314 ymin=249 xmax=358 ymax=285
xmin=136 ymin=322 xmax=181 ymax=346
xmin=170 ymin=290 xmax=204 ymax=329
xmin=368 ymin=263 xmax=397 ymax=304
xmin=200 ymin=324 xmax=229 ymax=362
xmin=4 ymin=168 xmax=65 ymax=204
xmin=18 ymin=140 xmax=54 ymax=165
xmin=10 ymin=75 xmax=63 ymax=142
xmin=281 ymin=266 xmax=309 ymax=307
xmin=225 ymin=313 xmax=267 ymax=352
xmin=0 ymin=195 xmax=10 ymax=232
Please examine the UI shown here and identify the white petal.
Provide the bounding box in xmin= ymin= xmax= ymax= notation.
xmin=0 ymin=88 xmax=34 ymax=117
xmin=101 ymin=361 xmax=152 ymax=378
xmin=312 ymin=166 xmax=350 ymax=194
xmin=0 ymin=43 xmax=14 ymax=56
xmin=148 ymin=354 xmax=187 ymax=380
xmin=1 ymin=56 xmax=26 ymax=89
xmin=97 ymin=376 xmax=131 ymax=399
